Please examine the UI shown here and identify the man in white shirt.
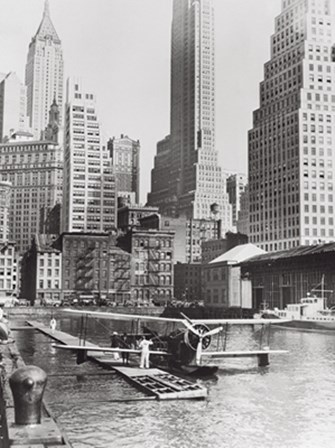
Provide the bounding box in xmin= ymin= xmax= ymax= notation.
xmin=139 ymin=336 xmax=153 ymax=369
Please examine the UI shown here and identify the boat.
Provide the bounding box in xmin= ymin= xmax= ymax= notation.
xmin=258 ymin=277 xmax=335 ymax=331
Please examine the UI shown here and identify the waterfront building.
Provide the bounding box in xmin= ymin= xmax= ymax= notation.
xmin=148 ymin=0 xmax=232 ymax=232
xmin=249 ymin=0 xmax=335 ymax=251
xmin=203 ymin=244 xmax=265 ymax=308
xmin=0 ymin=72 xmax=29 ymax=143
xmin=240 ymin=243 xmax=335 ymax=310
xmin=25 ymin=0 xmax=64 ymax=139
xmin=118 ymin=228 xmax=175 ymax=304
xmin=0 ymin=127 xmax=63 ymax=254
xmin=108 ymin=134 xmax=140 ymax=205
xmin=55 ymin=232 xmax=131 ymax=304
xmin=62 ymin=78 xmax=116 ymax=233
xmin=226 ymin=174 xmax=248 ymax=229
xmin=21 ymin=234 xmax=62 ymax=305
xmin=174 ymin=263 xmax=203 ymax=303
xmin=201 ymin=232 xmax=249 ymax=264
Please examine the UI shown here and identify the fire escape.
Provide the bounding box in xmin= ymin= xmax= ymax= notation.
xmin=75 ymin=244 xmax=95 ymax=296
xmin=146 ymin=241 xmax=161 ymax=303
xmin=110 ymin=249 xmax=131 ymax=304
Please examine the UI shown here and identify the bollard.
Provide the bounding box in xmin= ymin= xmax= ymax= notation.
xmin=258 ymin=353 xmax=269 ymax=367
xmin=9 ymin=366 xmax=47 ymax=425
xmin=0 ymin=322 xmax=9 ymax=343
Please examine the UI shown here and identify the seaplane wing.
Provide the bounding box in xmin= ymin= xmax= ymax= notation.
xmin=62 ymin=308 xmax=185 ymax=324
xmin=200 ymin=349 xmax=288 ymax=358
xmin=62 ymin=309 xmax=291 ymax=326
xmin=52 ymin=344 xmax=170 ymax=356
xmin=188 ymin=318 xmax=292 ymax=325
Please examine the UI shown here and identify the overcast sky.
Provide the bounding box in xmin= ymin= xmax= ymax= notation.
xmin=0 ymin=0 xmax=282 ymax=203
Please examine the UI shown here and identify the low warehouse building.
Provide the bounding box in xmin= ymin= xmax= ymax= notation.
xmin=239 ymin=243 xmax=335 ymax=310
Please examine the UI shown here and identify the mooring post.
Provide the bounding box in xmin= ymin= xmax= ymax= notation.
xmin=9 ymin=365 xmax=47 ymax=425
xmin=258 ymin=353 xmax=269 ymax=367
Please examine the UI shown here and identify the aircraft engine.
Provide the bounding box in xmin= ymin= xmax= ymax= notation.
xmin=184 ymin=324 xmax=212 ymax=352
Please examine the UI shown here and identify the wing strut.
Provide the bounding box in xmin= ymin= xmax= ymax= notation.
xmin=77 ymin=313 xmax=89 ymax=364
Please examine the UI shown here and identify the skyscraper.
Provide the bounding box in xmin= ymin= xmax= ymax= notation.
xmin=0 ymin=134 xmax=63 ymax=254
xmin=0 ymin=72 xmax=29 ymax=142
xmin=148 ymin=0 xmax=231 ymax=232
xmin=249 ymin=0 xmax=335 ymax=251
xmin=25 ymin=0 xmax=64 ymax=139
xmin=62 ymin=78 xmax=116 ymax=233
xmin=226 ymin=173 xmax=248 ymax=229
xmin=108 ymin=134 xmax=140 ymax=205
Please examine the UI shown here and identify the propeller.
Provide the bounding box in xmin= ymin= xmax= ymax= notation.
xmin=194 ymin=326 xmax=223 ymax=365
xmin=180 ymin=313 xmax=223 ymax=365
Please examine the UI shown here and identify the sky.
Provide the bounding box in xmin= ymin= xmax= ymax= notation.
xmin=0 ymin=0 xmax=282 ymax=203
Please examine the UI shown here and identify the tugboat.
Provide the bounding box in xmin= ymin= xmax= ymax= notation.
xmin=259 ymin=277 xmax=335 ymax=331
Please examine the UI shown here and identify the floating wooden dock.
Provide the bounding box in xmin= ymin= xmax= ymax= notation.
xmin=26 ymin=321 xmax=208 ymax=400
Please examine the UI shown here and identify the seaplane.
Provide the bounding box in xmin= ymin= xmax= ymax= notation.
xmin=53 ymin=308 xmax=290 ymax=376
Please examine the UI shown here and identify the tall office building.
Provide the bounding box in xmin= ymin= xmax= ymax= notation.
xmin=62 ymin=78 xmax=116 ymax=233
xmin=0 ymin=72 xmax=29 ymax=142
xmin=148 ymin=0 xmax=232 ymax=232
xmin=249 ymin=0 xmax=335 ymax=251
xmin=0 ymin=181 xmax=12 ymax=242
xmin=147 ymin=136 xmax=171 ymax=210
xmin=226 ymin=174 xmax=248 ymax=229
xmin=0 ymin=135 xmax=63 ymax=254
xmin=25 ymin=0 xmax=64 ymax=139
xmin=108 ymin=134 xmax=140 ymax=205
xmin=236 ymin=185 xmax=250 ymax=237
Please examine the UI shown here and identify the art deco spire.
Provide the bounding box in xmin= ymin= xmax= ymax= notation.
xmin=34 ymin=0 xmax=60 ymax=43
xmin=43 ymin=0 xmax=50 ymax=17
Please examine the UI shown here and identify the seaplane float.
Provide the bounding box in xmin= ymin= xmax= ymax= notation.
xmin=53 ymin=309 xmax=291 ymax=376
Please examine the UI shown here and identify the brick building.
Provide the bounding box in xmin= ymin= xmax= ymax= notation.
xmin=118 ymin=228 xmax=175 ymax=304
xmin=54 ymin=232 xmax=131 ymax=304
xmin=174 ymin=263 xmax=203 ymax=303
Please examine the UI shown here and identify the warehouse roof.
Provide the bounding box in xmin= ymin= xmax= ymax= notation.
xmin=240 ymin=243 xmax=335 ymax=266
xmin=209 ymin=243 xmax=265 ymax=265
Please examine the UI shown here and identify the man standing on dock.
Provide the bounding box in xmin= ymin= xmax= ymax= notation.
xmin=139 ymin=336 xmax=153 ymax=369
xmin=110 ymin=331 xmax=120 ymax=360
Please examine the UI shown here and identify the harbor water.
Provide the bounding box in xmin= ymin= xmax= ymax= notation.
xmin=12 ymin=316 xmax=335 ymax=448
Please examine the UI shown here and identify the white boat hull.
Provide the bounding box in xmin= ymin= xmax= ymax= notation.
xmin=274 ymin=319 xmax=335 ymax=331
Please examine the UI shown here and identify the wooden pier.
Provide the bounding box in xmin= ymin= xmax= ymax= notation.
xmin=26 ymin=321 xmax=208 ymax=400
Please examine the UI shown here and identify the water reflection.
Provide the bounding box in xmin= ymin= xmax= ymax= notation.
xmin=12 ymin=317 xmax=335 ymax=448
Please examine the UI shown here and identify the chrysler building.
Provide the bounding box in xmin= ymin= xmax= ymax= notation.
xmin=25 ymin=0 xmax=64 ymax=139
